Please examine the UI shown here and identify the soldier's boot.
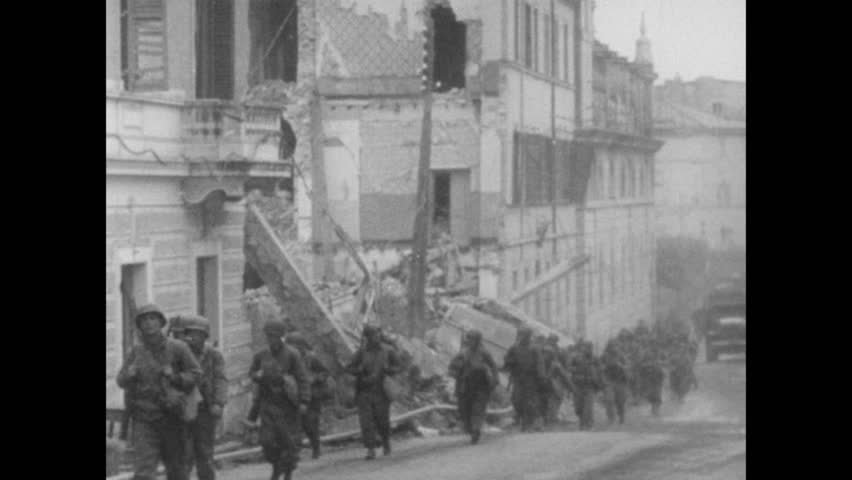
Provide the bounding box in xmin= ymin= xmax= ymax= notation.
xmin=382 ymin=437 xmax=392 ymax=456
xmin=312 ymin=445 xmax=321 ymax=459
xmin=269 ymin=463 xmax=282 ymax=480
xmin=365 ymin=447 xmax=376 ymax=460
xmin=471 ymin=428 xmax=481 ymax=444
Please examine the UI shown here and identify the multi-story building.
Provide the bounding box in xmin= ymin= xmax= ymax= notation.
xmin=653 ymin=77 xmax=746 ymax=251
xmin=106 ymin=0 xmax=319 ymax=432
xmin=106 ymin=0 xmax=662 ymax=432
xmin=308 ymin=0 xmax=661 ymax=348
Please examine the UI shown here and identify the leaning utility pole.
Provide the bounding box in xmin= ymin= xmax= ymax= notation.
xmin=407 ymin=5 xmax=435 ymax=338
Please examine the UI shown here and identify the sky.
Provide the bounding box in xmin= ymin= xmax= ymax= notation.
xmin=593 ymin=0 xmax=745 ymax=84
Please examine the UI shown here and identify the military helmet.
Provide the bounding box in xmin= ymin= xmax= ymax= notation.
xmin=134 ymin=304 xmax=167 ymax=328
xmin=263 ymin=319 xmax=287 ymax=337
xmin=168 ymin=315 xmax=186 ymax=333
xmin=183 ymin=315 xmax=211 ymax=336
xmin=286 ymin=331 xmax=311 ymax=351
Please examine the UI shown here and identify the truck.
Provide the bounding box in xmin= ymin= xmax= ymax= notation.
xmin=693 ymin=280 xmax=746 ymax=362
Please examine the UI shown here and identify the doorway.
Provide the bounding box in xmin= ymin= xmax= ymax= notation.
xmin=196 ymin=256 xmax=220 ymax=346
xmin=431 ymin=170 xmax=470 ymax=246
xmin=120 ymin=263 xmax=148 ymax=355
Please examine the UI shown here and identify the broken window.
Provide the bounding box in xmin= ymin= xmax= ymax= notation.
xmin=120 ymin=0 xmax=167 ymax=91
xmin=431 ymin=6 xmax=466 ymax=92
xmin=243 ymin=262 xmax=265 ymax=292
xmin=249 ymin=0 xmax=298 ymax=85
xmin=196 ymin=0 xmax=234 ymax=100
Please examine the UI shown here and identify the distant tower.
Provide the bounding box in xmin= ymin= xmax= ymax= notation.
xmin=635 ymin=12 xmax=653 ymax=66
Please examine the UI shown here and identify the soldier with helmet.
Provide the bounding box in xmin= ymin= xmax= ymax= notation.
xmin=180 ymin=315 xmax=228 ymax=480
xmin=638 ymin=350 xmax=665 ymax=417
xmin=448 ymin=329 xmax=499 ymax=444
xmin=116 ymin=304 xmax=202 ymax=480
xmin=502 ymin=327 xmax=545 ymax=432
xmin=570 ymin=340 xmax=603 ymax=430
xmin=285 ymin=332 xmax=332 ymax=460
xmin=248 ymin=319 xmax=310 ymax=480
xmin=344 ymin=324 xmax=404 ymax=460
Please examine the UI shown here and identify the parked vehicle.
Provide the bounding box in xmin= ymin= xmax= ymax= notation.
xmin=694 ymin=281 xmax=746 ymax=362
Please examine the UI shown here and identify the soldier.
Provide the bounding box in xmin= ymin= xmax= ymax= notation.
xmin=540 ymin=334 xmax=572 ymax=426
xmin=669 ymin=346 xmax=697 ymax=403
xmin=179 ymin=315 xmax=227 ymax=480
xmin=502 ymin=327 xmax=545 ymax=432
xmin=570 ymin=341 xmax=603 ymax=431
xmin=344 ymin=325 xmax=404 ymax=460
xmin=168 ymin=315 xmax=187 ymax=340
xmin=638 ymin=351 xmax=665 ymax=417
xmin=448 ymin=329 xmax=499 ymax=444
xmin=601 ymin=342 xmax=629 ymax=425
xmin=248 ymin=319 xmax=310 ymax=480
xmin=285 ymin=332 xmax=332 ymax=459
xmin=116 ymin=304 xmax=202 ymax=480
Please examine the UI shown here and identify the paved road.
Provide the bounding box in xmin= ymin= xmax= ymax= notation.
xmin=216 ymin=354 xmax=745 ymax=480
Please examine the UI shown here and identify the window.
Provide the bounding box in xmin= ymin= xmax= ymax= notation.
xmin=712 ymin=102 xmax=723 ymax=116
xmin=120 ymin=0 xmax=167 ymax=91
xmin=533 ymin=8 xmax=539 ymax=72
xmin=512 ymin=133 xmax=523 ymax=205
xmin=514 ymin=0 xmax=522 ymax=62
xmin=563 ymin=23 xmax=570 ymax=82
xmin=196 ymin=0 xmax=234 ymax=100
xmin=432 ymin=5 xmax=466 ymax=92
xmin=524 ymin=4 xmax=533 ymax=69
xmin=543 ymin=14 xmax=550 ymax=77
xmin=555 ymin=140 xmax=573 ymax=202
xmin=620 ymin=158 xmax=627 ymax=198
xmin=249 ymin=0 xmax=298 ymax=85
xmin=608 ymin=158 xmax=616 ymax=200
xmin=196 ymin=256 xmax=220 ymax=346
xmin=513 ymin=270 xmax=519 ymax=291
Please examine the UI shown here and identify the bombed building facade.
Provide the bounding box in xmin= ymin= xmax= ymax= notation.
xmin=106 ymin=0 xmax=661 ymax=433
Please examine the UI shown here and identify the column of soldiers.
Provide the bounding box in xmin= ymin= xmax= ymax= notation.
xmin=116 ymin=303 xmax=698 ymax=479
xmin=499 ymin=320 xmax=699 ymax=432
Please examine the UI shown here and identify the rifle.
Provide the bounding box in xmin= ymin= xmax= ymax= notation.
xmin=118 ymin=280 xmax=137 ymax=441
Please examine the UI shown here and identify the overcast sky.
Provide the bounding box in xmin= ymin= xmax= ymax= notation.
xmin=594 ymin=0 xmax=745 ymax=84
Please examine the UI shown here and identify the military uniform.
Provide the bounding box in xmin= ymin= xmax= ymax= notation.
xmin=286 ymin=333 xmax=331 ymax=459
xmin=449 ymin=330 xmax=499 ymax=444
xmin=638 ymin=356 xmax=665 ymax=416
xmin=502 ymin=328 xmax=545 ymax=432
xmin=570 ymin=343 xmax=602 ymax=430
xmin=249 ymin=321 xmax=310 ymax=480
xmin=116 ymin=304 xmax=202 ymax=480
xmin=601 ymin=345 xmax=629 ymax=425
xmin=345 ymin=326 xmax=403 ymax=459
xmin=182 ymin=315 xmax=228 ymax=480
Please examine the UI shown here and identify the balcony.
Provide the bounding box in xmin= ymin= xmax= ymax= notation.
xmin=106 ymin=91 xmax=288 ymax=178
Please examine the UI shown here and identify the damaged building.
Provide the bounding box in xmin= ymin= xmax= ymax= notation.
xmin=304 ymin=0 xmax=662 ymax=347
xmin=106 ymin=0 xmax=662 ymax=435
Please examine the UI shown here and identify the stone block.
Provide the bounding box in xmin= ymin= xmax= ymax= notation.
xmin=154 ymin=237 xmax=189 ymax=259
xmin=154 ymin=287 xmax=192 ymax=311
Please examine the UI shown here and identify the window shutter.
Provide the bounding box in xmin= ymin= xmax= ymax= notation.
xmin=126 ymin=0 xmax=167 ymax=91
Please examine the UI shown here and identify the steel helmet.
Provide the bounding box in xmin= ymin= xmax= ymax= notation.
xmin=182 ymin=315 xmax=211 ymax=336
xmin=134 ymin=304 xmax=167 ymax=328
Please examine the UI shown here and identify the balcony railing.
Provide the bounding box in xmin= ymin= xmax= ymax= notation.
xmin=107 ymin=90 xmax=288 ymax=169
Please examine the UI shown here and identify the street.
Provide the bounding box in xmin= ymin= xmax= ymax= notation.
xmin=215 ymin=354 xmax=745 ymax=480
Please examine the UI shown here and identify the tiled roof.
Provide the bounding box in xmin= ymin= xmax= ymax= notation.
xmin=318 ymin=0 xmax=421 ymax=78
